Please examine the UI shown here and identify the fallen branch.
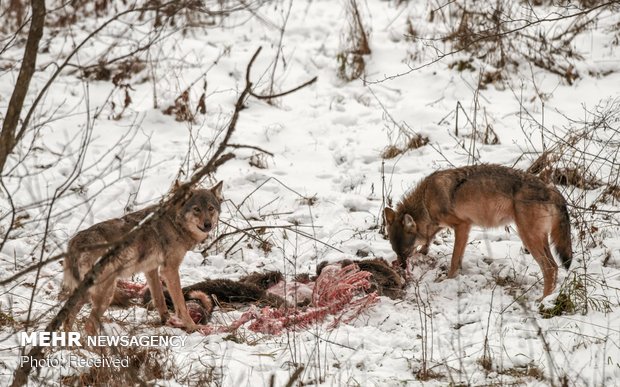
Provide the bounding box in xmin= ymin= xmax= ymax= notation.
xmin=250 ymin=76 xmax=317 ymax=100
xmin=227 ymin=143 xmax=274 ymax=156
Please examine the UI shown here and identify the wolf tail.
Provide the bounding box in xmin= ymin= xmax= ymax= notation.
xmin=60 ymin=243 xmax=81 ymax=300
xmin=550 ymin=190 xmax=573 ymax=270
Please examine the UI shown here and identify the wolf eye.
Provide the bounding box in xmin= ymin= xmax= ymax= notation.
xmin=208 ymin=206 xmax=215 ymax=212
xmin=192 ymin=206 xmax=201 ymax=213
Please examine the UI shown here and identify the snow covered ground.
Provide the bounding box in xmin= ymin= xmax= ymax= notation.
xmin=1 ymin=1 xmax=620 ymax=385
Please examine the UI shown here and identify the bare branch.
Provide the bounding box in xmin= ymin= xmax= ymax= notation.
xmin=0 ymin=253 xmax=64 ymax=287
xmin=227 ymin=143 xmax=274 ymax=156
xmin=250 ymin=76 xmax=317 ymax=100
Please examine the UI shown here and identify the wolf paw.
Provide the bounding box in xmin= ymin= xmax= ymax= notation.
xmin=159 ymin=312 xmax=171 ymax=325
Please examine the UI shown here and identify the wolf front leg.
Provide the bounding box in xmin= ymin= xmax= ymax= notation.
xmin=145 ymin=269 xmax=169 ymax=325
xmin=161 ymin=265 xmax=197 ymax=331
xmin=447 ymin=222 xmax=472 ymax=278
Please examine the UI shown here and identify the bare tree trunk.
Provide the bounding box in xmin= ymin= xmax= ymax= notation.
xmin=0 ymin=0 xmax=46 ymax=174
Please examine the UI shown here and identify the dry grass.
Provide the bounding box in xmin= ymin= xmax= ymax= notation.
xmin=381 ymin=134 xmax=429 ymax=159
xmin=0 ymin=310 xmax=17 ymax=328
xmin=60 ymin=347 xmax=168 ymax=386
xmin=337 ymin=0 xmax=371 ymax=81
xmin=58 ymin=345 xmax=222 ymax=386
xmin=527 ymin=99 xmax=620 ymax=213
xmin=541 ymin=271 xmax=612 ymax=318
xmin=530 ymin=154 xmax=602 ymax=190
xmin=436 ymin=1 xmax=601 ymax=86
xmin=415 ymin=368 xmax=443 ymax=382
xmin=249 ymin=153 xmax=269 ymax=169
xmin=501 ymin=364 xmax=545 ymax=381
xmin=298 ymin=195 xmax=318 ymax=206
xmin=380 ymin=145 xmax=403 ymax=159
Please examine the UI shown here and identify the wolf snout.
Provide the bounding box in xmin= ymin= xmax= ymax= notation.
xmin=199 ymin=221 xmax=212 ymax=232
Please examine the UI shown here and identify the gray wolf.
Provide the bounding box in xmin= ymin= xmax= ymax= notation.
xmin=384 ymin=164 xmax=572 ymax=298
xmin=61 ymin=182 xmax=223 ymax=334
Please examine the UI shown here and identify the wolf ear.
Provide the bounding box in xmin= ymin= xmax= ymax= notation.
xmin=384 ymin=207 xmax=396 ymax=225
xmin=402 ymin=214 xmax=417 ymax=233
xmin=210 ymin=181 xmax=224 ymax=201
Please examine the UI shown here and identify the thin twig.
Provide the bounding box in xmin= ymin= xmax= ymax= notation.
xmin=0 ymin=179 xmax=16 ymax=254
xmin=227 ymin=143 xmax=274 ymax=156
xmin=0 ymin=253 xmax=65 ymax=287
xmin=250 ymin=76 xmax=317 ymax=100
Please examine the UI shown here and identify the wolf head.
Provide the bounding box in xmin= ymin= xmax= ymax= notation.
xmin=179 ymin=181 xmax=224 ymax=241
xmin=384 ymin=207 xmax=417 ymax=265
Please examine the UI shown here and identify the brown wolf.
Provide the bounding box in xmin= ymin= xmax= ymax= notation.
xmin=61 ymin=182 xmax=223 ymax=334
xmin=384 ymin=164 xmax=572 ymax=298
